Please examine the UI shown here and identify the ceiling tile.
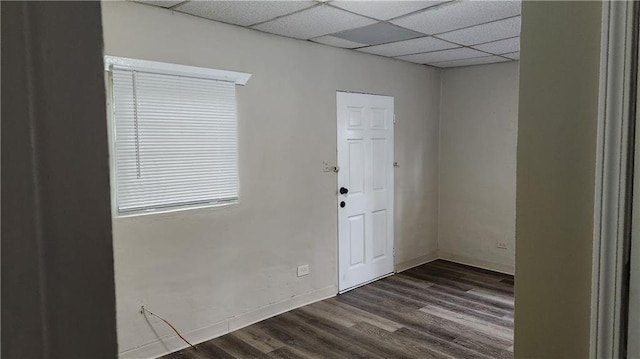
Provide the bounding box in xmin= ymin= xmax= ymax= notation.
xmin=174 ymin=1 xmax=315 ymax=27
xmin=396 ymin=47 xmax=486 ymax=64
xmin=503 ymin=51 xmax=519 ymax=60
xmin=331 ymin=1 xmax=447 ymax=21
xmin=332 ymin=22 xmax=423 ymax=46
xmin=253 ymin=5 xmax=377 ymax=39
xmin=391 ymin=0 xmax=521 ymax=35
xmin=438 ymin=16 xmax=521 ymax=45
xmin=430 ymin=55 xmax=510 ymax=68
xmin=134 ymin=0 xmax=184 ymax=8
xmin=472 ymin=36 xmax=519 ymax=54
xmin=311 ymin=35 xmax=368 ymax=49
xmin=357 ymin=36 xmax=458 ymax=57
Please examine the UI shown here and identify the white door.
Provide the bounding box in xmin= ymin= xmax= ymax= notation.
xmin=337 ymin=91 xmax=394 ymax=293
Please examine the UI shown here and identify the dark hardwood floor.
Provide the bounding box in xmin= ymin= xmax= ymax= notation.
xmin=163 ymin=260 xmax=514 ymax=359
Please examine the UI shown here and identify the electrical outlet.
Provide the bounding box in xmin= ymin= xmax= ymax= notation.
xmin=297 ymin=264 xmax=310 ymax=277
xmin=322 ymin=161 xmax=330 ymax=172
xmin=496 ymin=241 xmax=508 ymax=249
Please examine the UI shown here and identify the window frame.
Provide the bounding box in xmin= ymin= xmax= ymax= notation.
xmin=104 ymin=56 xmax=251 ymax=217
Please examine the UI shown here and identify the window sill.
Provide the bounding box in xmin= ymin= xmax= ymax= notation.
xmin=113 ymin=200 xmax=239 ymax=219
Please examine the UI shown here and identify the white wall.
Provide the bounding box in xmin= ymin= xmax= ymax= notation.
xmin=101 ymin=2 xmax=441 ymax=357
xmin=438 ymin=62 xmax=519 ymax=274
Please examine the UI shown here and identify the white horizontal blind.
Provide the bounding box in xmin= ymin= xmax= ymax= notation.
xmin=111 ymin=68 xmax=238 ymax=213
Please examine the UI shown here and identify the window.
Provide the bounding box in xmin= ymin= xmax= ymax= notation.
xmin=105 ymin=57 xmax=251 ymax=214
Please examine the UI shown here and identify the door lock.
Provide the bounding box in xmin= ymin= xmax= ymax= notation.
xmin=340 ymin=201 xmax=346 ymax=208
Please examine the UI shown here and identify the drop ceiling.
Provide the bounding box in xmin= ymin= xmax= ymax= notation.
xmin=134 ymin=0 xmax=521 ymax=68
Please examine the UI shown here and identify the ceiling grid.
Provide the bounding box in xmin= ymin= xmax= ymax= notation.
xmin=135 ymin=0 xmax=521 ymax=68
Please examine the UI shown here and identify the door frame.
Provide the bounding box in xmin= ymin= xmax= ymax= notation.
xmin=590 ymin=1 xmax=639 ymax=357
xmin=335 ymin=90 xmax=395 ymax=294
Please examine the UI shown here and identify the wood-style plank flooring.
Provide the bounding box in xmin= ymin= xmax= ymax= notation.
xmin=163 ymin=260 xmax=514 ymax=359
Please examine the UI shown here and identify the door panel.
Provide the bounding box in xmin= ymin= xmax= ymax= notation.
xmin=371 ymin=108 xmax=387 ymax=129
xmin=348 ymin=107 xmax=364 ymax=128
xmin=348 ymin=140 xmax=365 ymax=194
xmin=372 ymin=210 xmax=387 ymax=259
xmin=371 ymin=139 xmax=387 ymax=190
xmin=349 ymin=215 xmax=365 ymax=266
xmin=337 ymin=92 xmax=394 ymax=292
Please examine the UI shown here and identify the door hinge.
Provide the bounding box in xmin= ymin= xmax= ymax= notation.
xmin=393 ymin=248 xmax=396 ymax=257
xmin=393 ymin=114 xmax=396 ymax=124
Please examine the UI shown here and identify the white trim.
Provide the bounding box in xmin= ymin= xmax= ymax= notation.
xmin=118 ymin=285 xmax=336 ymax=359
xmin=338 ymin=272 xmax=394 ymax=294
xmin=114 ymin=200 xmax=238 ymax=219
xmin=438 ymin=252 xmax=514 ymax=276
xmin=395 ymin=251 xmax=439 ymax=273
xmin=629 ymin=35 xmax=640 ymax=359
xmin=104 ymin=70 xmax=118 ymax=217
xmin=591 ymin=1 xmax=637 ymax=358
xmin=103 ymin=55 xmax=252 ymax=85
xmin=227 ymin=285 xmax=336 ymax=332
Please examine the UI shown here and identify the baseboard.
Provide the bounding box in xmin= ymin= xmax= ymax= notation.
xmin=395 ymin=251 xmax=439 ymax=273
xmin=339 ymin=272 xmax=394 ymax=294
xmin=119 ymin=253 xmax=510 ymax=359
xmin=118 ymin=320 xmax=229 ymax=359
xmin=438 ymin=251 xmax=515 ymax=275
xmin=227 ymin=285 xmax=337 ymax=332
xmin=118 ymin=285 xmax=337 ymax=359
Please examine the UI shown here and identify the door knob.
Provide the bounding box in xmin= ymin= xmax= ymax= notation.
xmin=340 ymin=201 xmax=346 ymax=208
xmin=339 ymin=187 xmax=349 ymax=195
